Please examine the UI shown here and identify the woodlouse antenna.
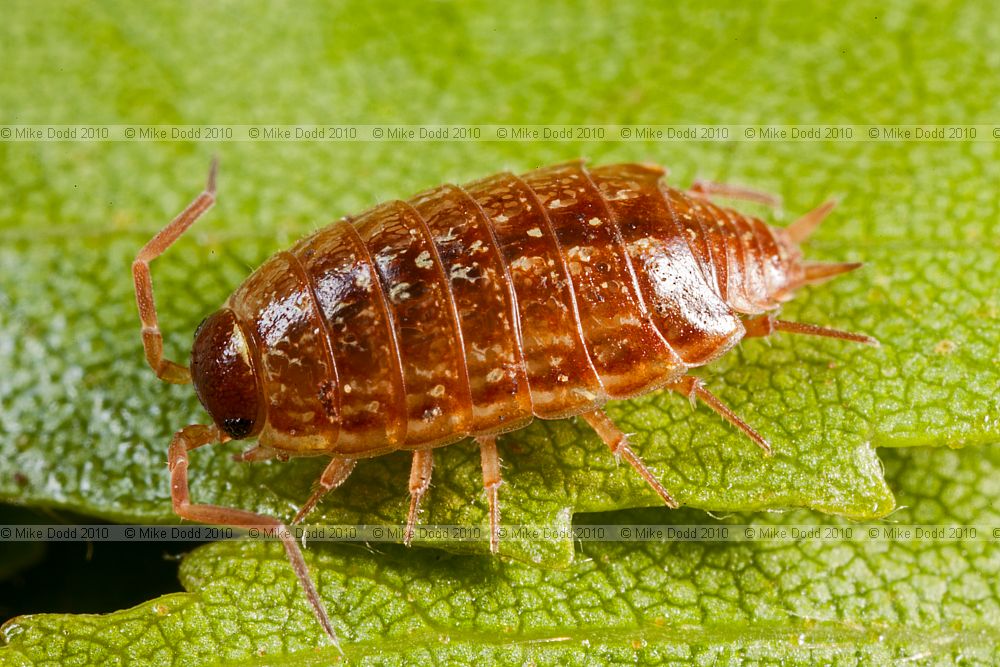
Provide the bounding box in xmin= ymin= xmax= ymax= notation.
xmin=132 ymin=158 xmax=219 ymax=384
xmin=784 ymin=198 xmax=838 ymax=243
xmin=167 ymin=422 xmax=341 ymax=651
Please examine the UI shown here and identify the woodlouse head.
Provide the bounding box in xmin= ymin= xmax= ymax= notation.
xmin=190 ymin=308 xmax=264 ymax=440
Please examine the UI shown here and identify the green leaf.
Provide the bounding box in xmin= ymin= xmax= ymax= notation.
xmin=1 ymin=1 xmax=998 ymax=567
xmin=1 ymin=0 xmax=998 ymax=660
xmin=4 ymin=444 xmax=999 ymax=665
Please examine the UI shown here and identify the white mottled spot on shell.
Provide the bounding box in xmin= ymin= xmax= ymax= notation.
xmin=526 ymin=227 xmax=543 ymax=238
xmin=415 ymin=250 xmax=433 ymax=269
xmin=629 ymin=237 xmax=657 ymax=252
xmin=486 ymin=368 xmax=504 ymax=383
xmin=450 ymin=264 xmax=476 ymax=282
xmin=344 ymin=384 xmax=352 ymax=394
xmin=438 ymin=227 xmax=459 ymax=242
xmin=510 ymin=256 xmax=536 ymax=272
xmin=429 ymin=384 xmax=445 ymax=397
xmin=493 ymin=213 xmax=509 ymax=223
xmin=557 ymin=374 xmax=569 ymax=383
xmin=390 ymin=282 xmax=412 ymax=303
xmin=606 ymin=188 xmax=638 ymax=201
xmin=588 ymin=217 xmax=602 ymax=226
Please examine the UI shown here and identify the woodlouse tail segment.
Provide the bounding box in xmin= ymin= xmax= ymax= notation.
xmin=745 ymin=314 xmax=879 ymax=347
xmin=687 ymin=179 xmax=783 ymax=209
xmin=800 ymin=261 xmax=864 ymax=285
xmin=581 ymin=410 xmax=679 ymax=509
xmin=783 ymin=198 xmax=838 ymax=244
xmin=292 ymin=457 xmax=358 ymax=525
xmin=132 ymin=158 xmax=219 ymax=384
xmin=666 ymin=377 xmax=772 ymax=455
xmin=477 ymin=436 xmax=503 ymax=554
xmin=404 ymin=449 xmax=434 ymax=547
xmin=167 ymin=423 xmax=342 ymax=651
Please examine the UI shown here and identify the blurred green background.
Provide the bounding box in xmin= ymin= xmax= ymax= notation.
xmin=1 ymin=1 xmax=999 ymax=664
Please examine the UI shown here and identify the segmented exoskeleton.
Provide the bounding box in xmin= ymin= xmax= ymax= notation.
xmin=133 ymin=160 xmax=876 ymax=648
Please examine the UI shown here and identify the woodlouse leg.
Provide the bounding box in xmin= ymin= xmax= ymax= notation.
xmin=132 ymin=159 xmax=218 ymax=384
xmin=477 ymin=436 xmax=502 ymax=554
xmin=744 ymin=314 xmax=879 ymax=347
xmin=404 ymin=449 xmax=434 ymax=547
xmin=666 ymin=377 xmax=772 ymax=455
xmin=581 ymin=410 xmax=679 ymax=509
xmin=687 ymin=180 xmax=782 ymax=209
xmin=168 ymin=423 xmax=341 ymax=650
xmin=292 ymin=457 xmax=358 ymax=525
xmin=231 ymin=445 xmax=289 ymax=463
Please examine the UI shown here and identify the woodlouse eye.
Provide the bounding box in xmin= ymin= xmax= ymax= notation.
xmin=222 ymin=418 xmax=254 ymax=439
xmin=190 ymin=308 xmax=263 ymax=440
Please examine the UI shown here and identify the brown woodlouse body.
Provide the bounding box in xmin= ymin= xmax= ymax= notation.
xmin=133 ymin=159 xmax=876 ymax=647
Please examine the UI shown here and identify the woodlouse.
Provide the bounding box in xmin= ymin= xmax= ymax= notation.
xmin=132 ymin=159 xmax=877 ymax=647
